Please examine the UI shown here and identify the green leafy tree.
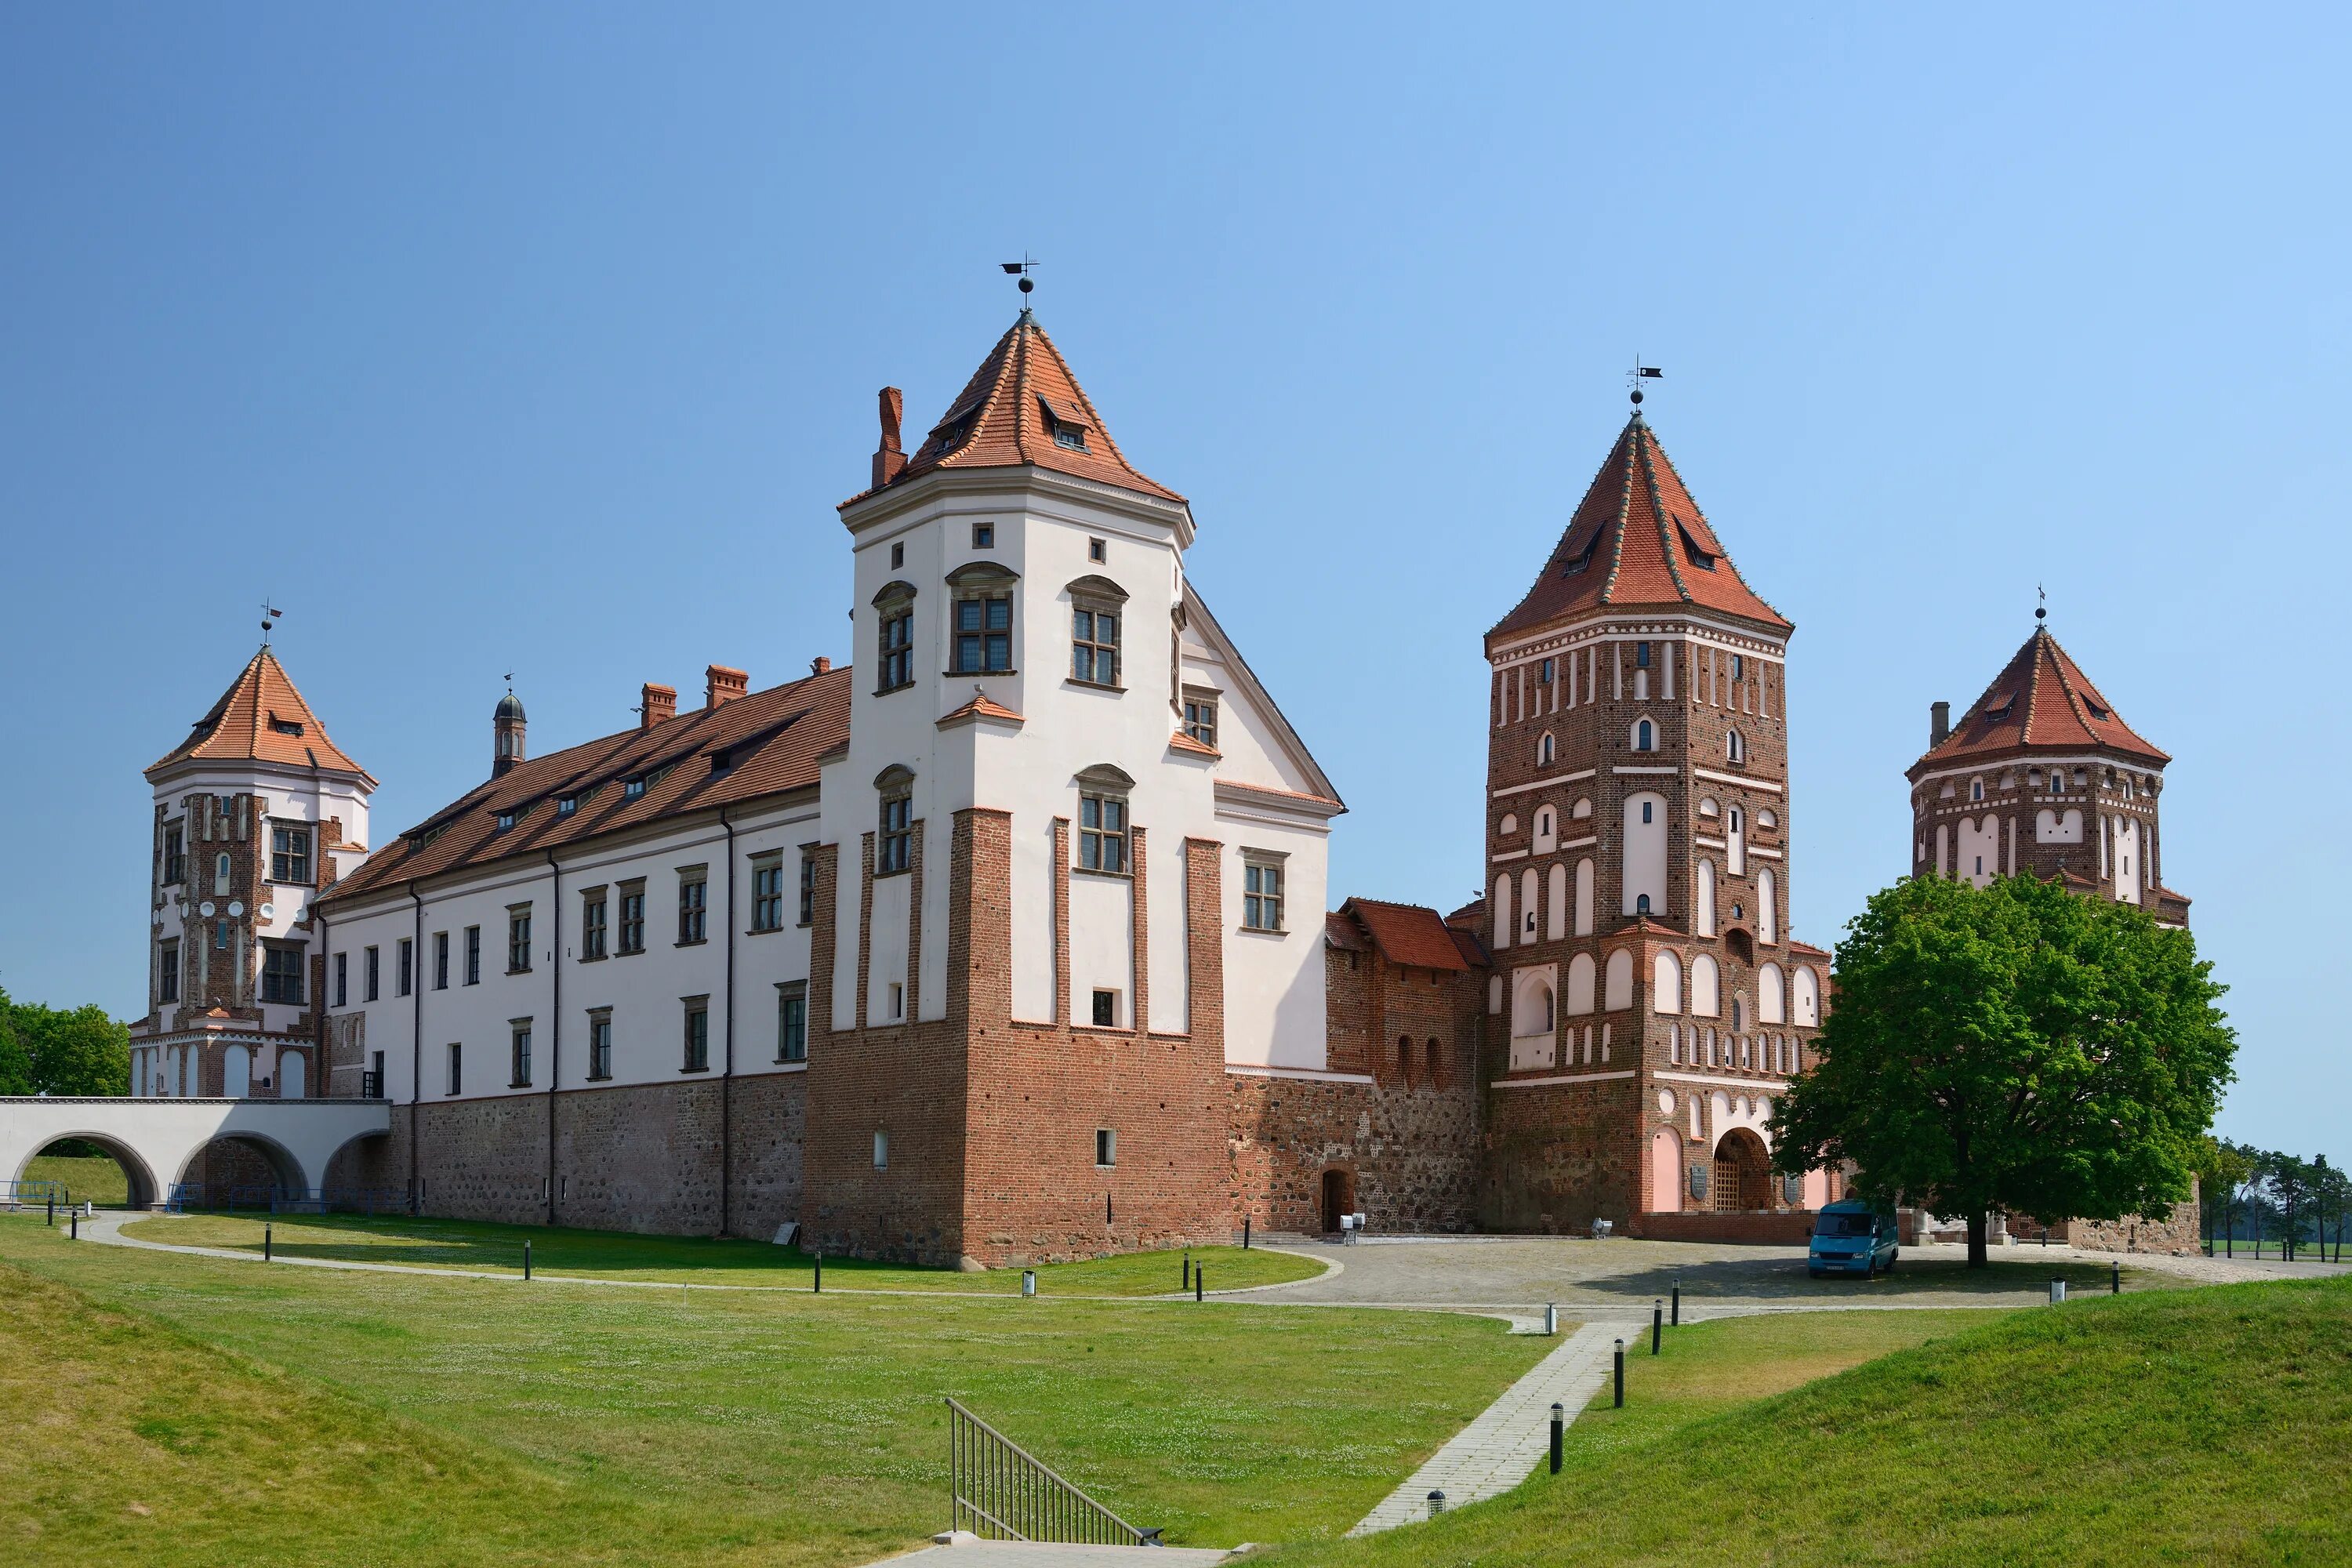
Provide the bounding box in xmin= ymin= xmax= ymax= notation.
xmin=1769 ymin=873 xmax=2236 ymax=1266
xmin=2200 ymin=1137 xmax=2257 ymax=1249
xmin=0 ymin=989 xmax=33 ymax=1096
xmin=1 ymin=995 xmax=130 ymax=1096
xmin=2261 ymin=1152 xmax=2314 ymax=1261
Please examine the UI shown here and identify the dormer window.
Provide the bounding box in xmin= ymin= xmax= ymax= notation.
xmin=1561 ymin=528 xmax=1602 ymax=575
xmin=557 ymin=795 xmax=578 ymax=817
xmin=1677 ymin=520 xmax=1718 ymax=571
xmin=268 ymin=714 xmax=305 ymax=737
xmin=934 ymin=417 xmax=967 ymax=452
xmin=2086 ymin=700 xmax=2111 ymax=720
xmin=624 ymin=777 xmax=647 ymax=800
xmin=495 ymin=810 xmax=517 ymax=832
xmin=1039 ymin=394 xmax=1092 ymax=452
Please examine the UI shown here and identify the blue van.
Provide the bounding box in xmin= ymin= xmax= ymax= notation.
xmin=1809 ymin=1200 xmax=1899 ymax=1278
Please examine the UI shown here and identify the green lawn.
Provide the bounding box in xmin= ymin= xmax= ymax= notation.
xmin=0 ymin=1214 xmax=1544 ymax=1565
xmin=1260 ymin=1273 xmax=2352 ymax=1566
xmin=16 ymin=1154 xmax=129 ymax=1206
xmin=118 ymin=1211 xmax=1323 ymax=1294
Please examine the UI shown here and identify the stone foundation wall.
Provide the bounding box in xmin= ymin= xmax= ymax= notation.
xmin=1227 ymin=1072 xmax=1479 ymax=1235
xmin=1628 ymin=1209 xmax=1816 ymax=1245
xmin=1479 ymin=1076 xmax=1643 ymax=1232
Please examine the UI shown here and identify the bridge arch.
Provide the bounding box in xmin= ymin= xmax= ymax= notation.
xmin=11 ymin=1131 xmax=161 ymax=1209
xmin=174 ymin=1130 xmax=308 ymax=1200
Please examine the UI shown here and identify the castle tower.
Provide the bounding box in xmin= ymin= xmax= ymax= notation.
xmin=132 ymin=647 xmax=376 ymax=1108
xmin=1907 ymin=615 xmax=2187 ymax=926
xmin=492 ymin=687 xmax=527 ymax=775
xmin=1477 ymin=409 xmax=1829 ymax=1232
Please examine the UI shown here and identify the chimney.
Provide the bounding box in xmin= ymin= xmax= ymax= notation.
xmin=871 ymin=386 xmax=907 ymax=491
xmin=1929 ymin=700 xmax=1951 ymax=748
xmin=811 ymin=655 xmax=833 ymax=675
xmin=641 ymin=683 xmax=677 ymax=729
xmin=705 ymin=664 xmax=749 ymax=710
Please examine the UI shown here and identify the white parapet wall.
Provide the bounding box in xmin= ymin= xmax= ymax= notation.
xmin=0 ymin=1096 xmax=392 ymax=1207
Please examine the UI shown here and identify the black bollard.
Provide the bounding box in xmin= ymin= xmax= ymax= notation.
xmin=524 ymin=1240 xmax=532 ymax=1281
xmin=2111 ymin=1260 xmax=2121 ymax=1296
xmin=1196 ymin=1266 xmax=1204 ymax=1302
xmin=1243 ymin=1215 xmax=1252 ymax=1250
xmin=265 ymin=1223 xmax=273 ymax=1262
xmin=1653 ymin=1299 xmax=1663 ymax=1355
xmin=1613 ymin=1339 xmax=1625 ymax=1408
xmin=47 ymin=1195 xmax=55 ymax=1226
xmin=1183 ymin=1253 xmax=1191 ymax=1291
xmin=71 ymin=1211 xmax=78 ymax=1241
xmin=1671 ymin=1279 xmax=1680 ymax=1327
xmin=1549 ymin=1401 xmax=1564 ymax=1474
xmin=813 ymin=1252 xmax=822 ymax=1294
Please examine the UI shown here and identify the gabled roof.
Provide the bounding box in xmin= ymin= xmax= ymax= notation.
xmin=1336 ymin=897 xmax=1475 ymax=973
xmin=843 ymin=310 xmax=1181 ymax=508
xmin=322 ymin=666 xmax=852 ymax=904
xmin=1490 ymin=413 xmax=1791 ymax=645
xmin=1909 ymin=625 xmax=2169 ymax=777
xmin=148 ymin=648 xmax=373 ymax=783
xmin=1184 ymin=583 xmax=1344 ymax=811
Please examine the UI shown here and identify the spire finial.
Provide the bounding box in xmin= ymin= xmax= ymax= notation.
xmin=1628 ymin=358 xmax=1662 ymax=412
xmin=1000 ymin=255 xmax=1039 ymax=313
xmin=2035 ymin=584 xmax=2048 ymax=626
xmin=259 ymin=601 xmax=283 ymax=648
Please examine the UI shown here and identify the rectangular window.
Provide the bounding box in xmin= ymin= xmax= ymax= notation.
xmin=1243 ymin=858 xmax=1285 ymax=932
xmin=878 ymin=602 xmax=915 ymax=691
xmin=446 ymin=1042 xmax=462 ymax=1096
xmin=798 ymin=852 xmax=816 ymax=926
xmin=581 ymin=892 xmax=608 ymax=960
xmin=1538 ymin=658 xmax=1554 ymax=684
xmin=1091 ymin=988 xmax=1118 ymax=1028
xmin=399 ymin=938 xmax=415 ymax=996
xmin=1095 ymin=1128 xmax=1116 ymax=1167
xmin=215 ymin=920 xmax=230 ymax=951
xmin=162 ymin=824 xmax=186 ymax=887
xmin=464 ymin=926 xmax=482 ymax=985
xmin=158 ymin=941 xmax=180 ymax=1004
xmin=510 ymin=1023 xmax=532 ymax=1087
xmin=1182 ymin=694 xmax=1218 ymax=750
xmin=365 ymin=945 xmax=380 ymax=1002
xmin=952 ymin=593 xmax=1013 ymax=673
xmin=434 ymin=931 xmax=449 ymax=989
xmin=681 ymin=1000 xmax=709 ymax=1073
xmin=1071 ymin=607 xmax=1120 ymax=686
xmin=971 ymin=521 xmax=994 ymax=549
xmin=507 ymin=906 xmax=532 ymax=973
xmin=677 ymin=871 xmax=707 ymax=944
xmin=878 ymin=793 xmax=913 ymax=874
xmin=618 ymin=883 xmax=646 ymax=954
xmin=887 ymin=981 xmax=905 ymax=1021
xmin=873 ymin=1130 xmax=888 ymax=1170
xmin=260 ymin=943 xmax=304 ymax=1004
xmin=334 ymin=952 xmax=348 ymax=1008
xmin=751 ymin=855 xmax=785 ymax=932
xmin=1078 ymin=793 xmax=1127 ymax=873
xmin=776 ymin=983 xmax=808 ymax=1062
xmin=587 ymin=1011 xmax=614 ymax=1080
xmin=890 ymin=540 xmax=904 ymax=568
xmin=1636 ymin=641 xmax=1653 ymax=670
xmin=1731 ymin=654 xmax=1746 ymax=682
xmin=270 ymin=823 xmax=312 ymax=884
xmin=1088 ymin=536 xmax=1106 ymax=562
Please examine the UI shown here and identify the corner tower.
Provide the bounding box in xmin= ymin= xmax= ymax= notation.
xmin=1907 ymin=614 xmax=2185 ymax=926
xmin=132 ymin=646 xmax=376 ymax=1105
xmin=1476 ymin=409 xmax=1829 ymax=1232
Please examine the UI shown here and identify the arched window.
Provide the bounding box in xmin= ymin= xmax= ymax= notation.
xmin=1537 ymin=731 xmax=1555 ymax=766
xmin=1698 ymin=796 xmax=1720 ymax=818
xmin=873 ymin=580 xmax=919 ymax=692
xmin=1534 ymin=808 xmax=1557 ymax=855
xmin=1574 ymin=858 xmax=1595 ymax=935
xmin=1758 ymin=962 xmax=1786 ymax=1024
xmin=1546 ymin=862 xmax=1569 ymax=940
xmin=1634 ymin=719 xmax=1656 ymax=752
xmin=1697 ymin=858 xmax=1718 ymax=938
xmin=1603 ymin=949 xmax=1634 ymax=1011
xmin=1491 ymin=874 xmax=1512 ymax=951
xmin=1396 ymin=1035 xmax=1414 ymax=1089
xmin=1726 ymin=730 xmax=1747 ymax=764
xmin=1794 ymin=966 xmax=1821 ymax=1027
xmin=1512 ymin=975 xmax=1557 ymax=1040
xmin=1726 ymin=806 xmax=1746 ymax=877
xmin=1757 ymin=869 xmax=1777 ymax=945
xmin=1520 ymin=867 xmax=1540 ymax=939
xmin=214 ymin=852 xmax=232 ymax=896
xmin=944 ymin=561 xmax=1018 ymax=674
xmin=1732 ymin=994 xmax=1748 ymax=1031
xmin=1653 ymin=951 xmax=1683 ymax=1014
xmin=1690 ymin=954 xmax=1721 ymax=1018
xmin=1571 ymin=796 xmax=1593 ymax=820
xmin=876 ymin=765 xmax=916 ymax=873
xmin=1636 ymin=893 xmax=1651 ymax=915
xmin=1566 ymin=953 xmax=1596 ymax=1014
xmin=1074 ymin=764 xmax=1134 ymax=874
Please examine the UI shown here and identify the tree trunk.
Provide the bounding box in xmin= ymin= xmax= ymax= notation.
xmin=1965 ymin=1210 xmax=1990 ymax=1268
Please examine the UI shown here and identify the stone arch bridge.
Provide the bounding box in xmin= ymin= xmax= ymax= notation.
xmin=1 ymin=1097 xmax=390 ymax=1208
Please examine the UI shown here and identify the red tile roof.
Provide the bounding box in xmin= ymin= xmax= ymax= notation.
xmin=1338 ymin=897 xmax=1475 ymax=972
xmin=843 ymin=310 xmax=1181 ymax=508
xmin=1491 ymin=414 xmax=1791 ymax=645
xmin=1323 ymin=910 xmax=1370 ymax=952
xmin=1908 ymin=626 xmax=2168 ymax=776
xmin=321 ymin=665 xmax=852 ymax=904
xmin=936 ymin=694 xmax=1024 ymax=727
xmin=148 ymin=648 xmax=373 ymax=782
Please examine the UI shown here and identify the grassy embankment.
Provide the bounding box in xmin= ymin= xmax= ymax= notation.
xmin=0 ymin=1214 xmax=1538 ymax=1566
xmin=16 ymin=1153 xmax=128 ymax=1205
xmin=118 ymin=1210 xmax=1322 ymax=1294
xmin=1262 ymin=1272 xmax=2352 ymax=1566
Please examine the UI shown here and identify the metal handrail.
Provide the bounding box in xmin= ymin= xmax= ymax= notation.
xmin=945 ymin=1396 xmax=1150 ymax=1546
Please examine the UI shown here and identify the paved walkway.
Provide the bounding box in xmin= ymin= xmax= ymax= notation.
xmin=1347 ymin=1315 xmax=1642 ymax=1535
xmin=872 ymin=1544 xmax=1227 ymax=1566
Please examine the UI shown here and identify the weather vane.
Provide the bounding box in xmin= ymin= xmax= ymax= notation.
xmin=260 ymin=601 xmax=283 ymax=646
xmin=1628 ymin=358 xmax=1662 ymax=408
xmin=2036 ymin=585 xmax=2047 ymax=625
xmin=1000 ymin=255 xmax=1039 ymax=299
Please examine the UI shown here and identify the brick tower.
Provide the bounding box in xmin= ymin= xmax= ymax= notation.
xmin=1907 ymin=611 xmax=2187 ymax=924
xmin=1476 ymin=406 xmax=1830 ymax=1232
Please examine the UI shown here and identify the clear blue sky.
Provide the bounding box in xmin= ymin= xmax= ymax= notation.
xmin=3 ymin=7 xmax=2343 ymax=1157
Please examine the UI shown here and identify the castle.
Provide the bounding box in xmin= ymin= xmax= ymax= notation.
xmin=124 ymin=307 xmax=2190 ymax=1263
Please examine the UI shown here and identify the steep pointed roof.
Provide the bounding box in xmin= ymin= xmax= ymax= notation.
xmin=843 ymin=310 xmax=1181 ymax=507
xmin=147 ymin=648 xmax=373 ymax=782
xmin=1490 ymin=413 xmax=1790 ymax=644
xmin=1908 ymin=624 xmax=2169 ymax=777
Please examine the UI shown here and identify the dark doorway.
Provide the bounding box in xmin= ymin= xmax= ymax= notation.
xmin=1320 ymin=1168 xmax=1354 ymax=1233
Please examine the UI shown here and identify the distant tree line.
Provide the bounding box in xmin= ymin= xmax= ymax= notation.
xmin=0 ymin=986 xmax=131 ymax=1098
xmin=2199 ymin=1138 xmax=2347 ymax=1261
